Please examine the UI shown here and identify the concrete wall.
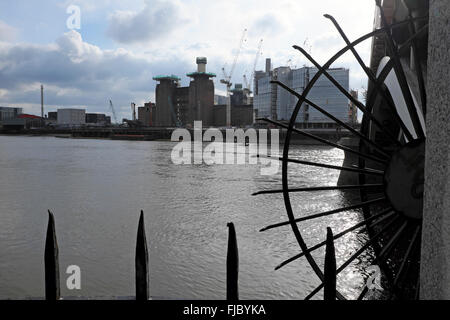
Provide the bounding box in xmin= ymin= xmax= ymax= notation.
xmin=420 ymin=0 xmax=450 ymax=300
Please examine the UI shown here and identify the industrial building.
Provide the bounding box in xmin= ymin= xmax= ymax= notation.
xmin=212 ymin=104 xmax=254 ymax=127
xmin=85 ymin=113 xmax=111 ymax=126
xmin=212 ymin=83 xmax=254 ymax=127
xmin=152 ymin=74 xmax=182 ymax=127
xmin=214 ymin=94 xmax=227 ymax=105
xmin=186 ymin=57 xmax=216 ymax=127
xmin=137 ymin=102 xmax=155 ymax=126
xmin=152 ymin=57 xmax=255 ymax=128
xmin=48 ymin=112 xmax=57 ymax=121
xmin=0 ymin=106 xmax=22 ymax=121
xmin=0 ymin=106 xmax=24 ymax=129
xmin=153 ymin=57 xmax=216 ymax=128
xmin=0 ymin=107 xmax=47 ymax=130
xmin=57 ymin=108 xmax=86 ymax=127
xmin=253 ymin=59 xmax=351 ymax=128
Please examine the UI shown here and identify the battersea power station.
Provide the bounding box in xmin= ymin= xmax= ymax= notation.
xmin=149 ymin=57 xmax=254 ymax=128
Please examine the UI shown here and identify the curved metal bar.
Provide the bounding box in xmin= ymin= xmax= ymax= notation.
xmin=256 ymin=117 xmax=388 ymax=163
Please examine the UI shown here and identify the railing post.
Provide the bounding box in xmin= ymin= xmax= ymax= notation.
xmin=45 ymin=210 xmax=60 ymax=300
xmin=227 ymin=222 xmax=239 ymax=301
xmin=136 ymin=210 xmax=149 ymax=300
xmin=324 ymin=227 xmax=336 ymax=300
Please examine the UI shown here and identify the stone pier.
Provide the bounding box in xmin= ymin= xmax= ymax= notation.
xmin=420 ymin=0 xmax=450 ymax=300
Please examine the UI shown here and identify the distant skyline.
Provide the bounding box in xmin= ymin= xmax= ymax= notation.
xmin=0 ymin=0 xmax=374 ymax=120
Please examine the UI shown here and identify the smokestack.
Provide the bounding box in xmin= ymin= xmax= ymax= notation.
xmin=40 ymin=84 xmax=44 ymax=120
xmin=265 ymin=58 xmax=271 ymax=73
xmin=131 ymin=102 xmax=136 ymax=121
xmin=196 ymin=57 xmax=207 ymax=73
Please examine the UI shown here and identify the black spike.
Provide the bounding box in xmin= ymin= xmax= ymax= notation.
xmin=45 ymin=210 xmax=60 ymax=300
xmin=227 ymin=222 xmax=239 ymax=301
xmin=136 ymin=210 xmax=149 ymax=300
xmin=324 ymin=227 xmax=336 ymax=300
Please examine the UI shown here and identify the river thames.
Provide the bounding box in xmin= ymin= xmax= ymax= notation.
xmin=0 ymin=135 xmax=371 ymax=299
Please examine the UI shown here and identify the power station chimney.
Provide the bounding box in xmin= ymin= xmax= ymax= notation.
xmin=265 ymin=58 xmax=271 ymax=73
xmin=40 ymin=84 xmax=44 ymax=119
xmin=196 ymin=57 xmax=207 ymax=73
xmin=131 ymin=102 xmax=136 ymax=121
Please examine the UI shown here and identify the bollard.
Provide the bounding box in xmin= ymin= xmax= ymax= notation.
xmin=227 ymin=222 xmax=239 ymax=301
xmin=45 ymin=210 xmax=60 ymax=300
xmin=136 ymin=210 xmax=149 ymax=300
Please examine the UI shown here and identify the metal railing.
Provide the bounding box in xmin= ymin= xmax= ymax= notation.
xmin=43 ymin=210 xmax=336 ymax=300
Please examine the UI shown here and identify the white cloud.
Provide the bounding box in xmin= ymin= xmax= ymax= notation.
xmin=0 ymin=0 xmax=377 ymax=118
xmin=106 ymin=0 xmax=189 ymax=45
xmin=0 ymin=31 xmax=193 ymax=119
xmin=0 ymin=20 xmax=18 ymax=42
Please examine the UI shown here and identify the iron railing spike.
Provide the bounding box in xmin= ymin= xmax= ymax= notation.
xmin=226 ymin=222 xmax=239 ymax=301
xmin=45 ymin=210 xmax=60 ymax=300
xmin=135 ymin=210 xmax=149 ymax=300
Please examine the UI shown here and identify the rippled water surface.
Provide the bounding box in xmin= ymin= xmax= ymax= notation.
xmin=0 ymin=135 xmax=369 ymax=299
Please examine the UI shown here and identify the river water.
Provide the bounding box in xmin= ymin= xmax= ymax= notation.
xmin=0 ymin=135 xmax=371 ymax=299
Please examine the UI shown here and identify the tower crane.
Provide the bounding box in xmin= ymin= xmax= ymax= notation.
xmin=247 ymin=38 xmax=263 ymax=93
xmin=243 ymin=74 xmax=249 ymax=90
xmin=220 ymin=28 xmax=247 ymax=127
xmin=109 ymin=99 xmax=118 ymax=124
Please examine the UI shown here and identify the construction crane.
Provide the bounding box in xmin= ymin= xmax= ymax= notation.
xmin=109 ymin=99 xmax=118 ymax=124
xmin=248 ymin=38 xmax=263 ymax=93
xmin=243 ymin=74 xmax=249 ymax=90
xmin=220 ymin=28 xmax=247 ymax=127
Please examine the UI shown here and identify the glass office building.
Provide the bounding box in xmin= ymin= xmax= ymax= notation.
xmin=254 ymin=66 xmax=350 ymax=126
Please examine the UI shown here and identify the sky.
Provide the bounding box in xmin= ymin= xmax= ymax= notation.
xmin=0 ymin=0 xmax=375 ymax=120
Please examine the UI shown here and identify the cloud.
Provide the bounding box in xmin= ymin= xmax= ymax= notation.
xmin=0 ymin=30 xmax=193 ymax=118
xmin=249 ymin=14 xmax=283 ymax=37
xmin=0 ymin=20 xmax=18 ymax=42
xmin=106 ymin=0 xmax=188 ymax=45
xmin=0 ymin=0 xmax=376 ymax=118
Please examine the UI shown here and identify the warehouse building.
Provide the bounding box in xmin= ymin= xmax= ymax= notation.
xmin=57 ymin=108 xmax=86 ymax=127
xmin=0 ymin=106 xmax=22 ymax=121
xmin=85 ymin=113 xmax=111 ymax=126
